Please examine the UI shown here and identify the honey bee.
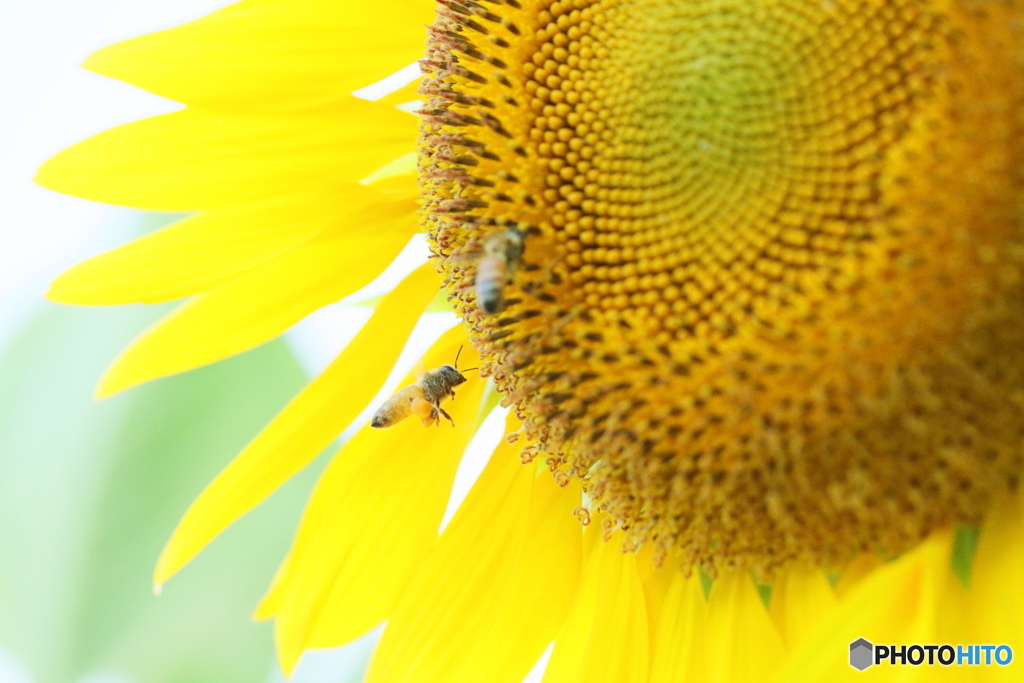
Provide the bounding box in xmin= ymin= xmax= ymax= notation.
xmin=370 ymin=347 xmax=477 ymax=428
xmin=476 ymin=227 xmax=526 ymax=314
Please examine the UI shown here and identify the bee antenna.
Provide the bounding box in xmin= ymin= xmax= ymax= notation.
xmin=461 ymin=367 xmax=479 ymax=373
xmin=454 ymin=344 xmax=464 ymax=369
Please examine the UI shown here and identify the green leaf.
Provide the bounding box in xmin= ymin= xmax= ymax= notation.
xmin=0 ymin=299 xmax=321 ymax=683
xmin=754 ymin=581 xmax=772 ymax=610
xmin=951 ymin=525 xmax=981 ymax=589
xmin=699 ymin=567 xmax=714 ymax=601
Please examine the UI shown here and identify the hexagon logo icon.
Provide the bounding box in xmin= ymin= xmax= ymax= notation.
xmin=850 ymin=638 xmax=874 ymax=671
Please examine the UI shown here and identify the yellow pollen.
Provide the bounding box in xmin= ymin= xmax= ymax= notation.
xmin=419 ymin=0 xmax=1024 ymax=575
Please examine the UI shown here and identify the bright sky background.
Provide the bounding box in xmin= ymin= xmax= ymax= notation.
xmin=0 ymin=0 xmax=224 ymax=346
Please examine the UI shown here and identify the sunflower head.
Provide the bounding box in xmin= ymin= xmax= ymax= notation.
xmin=420 ymin=0 xmax=1024 ymax=575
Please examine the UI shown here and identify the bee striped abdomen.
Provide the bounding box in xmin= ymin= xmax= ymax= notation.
xmin=476 ymin=257 xmax=507 ymax=314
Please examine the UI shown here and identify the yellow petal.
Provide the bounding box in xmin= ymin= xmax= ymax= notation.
xmin=633 ymin=542 xmax=663 ymax=585
xmin=36 ymin=103 xmax=416 ymax=211
xmin=543 ymin=530 xmax=649 ymax=683
xmin=833 ymin=552 xmax=886 ymax=599
xmin=365 ymin=424 xmax=534 ymax=682
xmin=259 ymin=329 xmax=483 ymax=674
xmin=772 ymin=534 xmax=952 ymax=683
xmin=366 ymin=430 xmax=583 ymax=683
xmin=360 ymin=151 xmax=419 ymax=198
xmin=952 ymin=490 xmax=1024 ymax=648
xmin=769 ymin=563 xmax=840 ymax=649
xmin=98 ymin=211 xmax=415 ymax=396
xmin=153 ymin=263 xmax=439 ymax=586
xmin=648 ymin=570 xmax=709 ymax=683
xmin=453 ymin=476 xmax=584 ymax=682
xmin=85 ymin=0 xmax=434 ymax=112
xmin=702 ymin=571 xmax=785 ymax=682
xmin=48 ymin=187 xmax=392 ymax=305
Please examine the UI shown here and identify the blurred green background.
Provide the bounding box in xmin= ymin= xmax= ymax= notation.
xmin=0 ymin=216 xmax=375 ymax=683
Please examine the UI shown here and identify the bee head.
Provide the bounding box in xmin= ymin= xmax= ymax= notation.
xmin=438 ymin=364 xmax=467 ymax=386
xmin=507 ymin=227 xmax=526 ymax=256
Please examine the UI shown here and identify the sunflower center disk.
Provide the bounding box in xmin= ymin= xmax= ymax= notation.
xmin=419 ymin=0 xmax=1024 ymax=574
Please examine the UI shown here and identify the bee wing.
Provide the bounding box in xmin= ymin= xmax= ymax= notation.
xmin=409 ymin=355 xmax=429 ymax=378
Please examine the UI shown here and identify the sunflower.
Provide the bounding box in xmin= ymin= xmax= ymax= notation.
xmin=38 ymin=0 xmax=1024 ymax=680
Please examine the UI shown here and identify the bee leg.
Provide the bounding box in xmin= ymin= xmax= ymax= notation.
xmin=437 ymin=406 xmax=455 ymax=427
xmin=411 ymin=397 xmax=438 ymax=427
xmin=424 ymin=401 xmax=443 ymax=427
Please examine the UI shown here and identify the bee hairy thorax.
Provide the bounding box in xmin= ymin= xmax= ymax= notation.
xmin=420 ymin=365 xmax=467 ymax=402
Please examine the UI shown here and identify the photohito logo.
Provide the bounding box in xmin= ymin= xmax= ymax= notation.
xmin=849 ymin=638 xmax=1013 ymax=670
xmin=850 ymin=639 xmax=873 ymax=671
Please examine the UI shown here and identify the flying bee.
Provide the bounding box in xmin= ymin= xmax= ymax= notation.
xmin=370 ymin=347 xmax=477 ymax=428
xmin=476 ymin=227 xmax=526 ymax=314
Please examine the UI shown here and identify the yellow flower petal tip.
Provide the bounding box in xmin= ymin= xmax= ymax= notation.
xmin=78 ymin=0 xmax=435 ymax=112
xmin=95 ymin=362 xmax=139 ymax=399
xmin=152 ymin=550 xmax=177 ymax=590
xmin=251 ymin=598 xmax=273 ymax=623
xmin=44 ymin=277 xmax=75 ymax=304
